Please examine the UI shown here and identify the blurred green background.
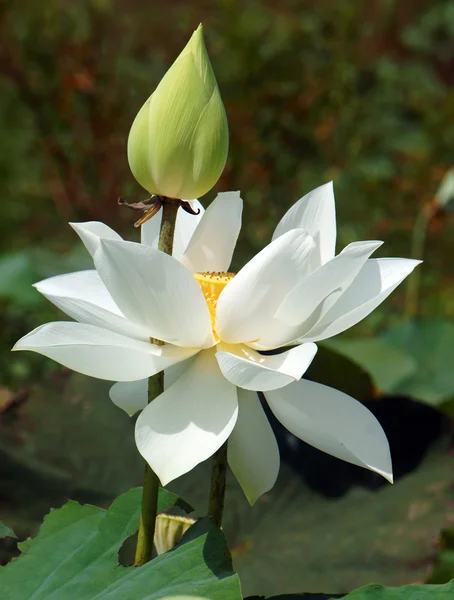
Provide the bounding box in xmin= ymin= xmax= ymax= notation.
xmin=1 ymin=0 xmax=454 ymax=596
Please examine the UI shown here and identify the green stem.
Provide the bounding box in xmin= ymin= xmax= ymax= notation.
xmin=158 ymin=200 xmax=179 ymax=253
xmin=208 ymin=441 xmax=228 ymax=528
xmin=135 ymin=465 xmax=160 ymax=565
xmin=134 ymin=200 xmax=178 ymax=566
xmin=404 ymin=204 xmax=432 ymax=320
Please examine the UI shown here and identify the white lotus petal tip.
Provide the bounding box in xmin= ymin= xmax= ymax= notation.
xmin=156 ymin=471 xmax=171 ymax=487
xmin=368 ymin=465 xmax=393 ymax=484
xmin=12 ymin=335 xmax=31 ymax=352
xmin=364 ymin=460 xmax=394 ymax=484
xmin=382 ymin=470 xmax=394 ymax=484
xmin=340 ymin=239 xmax=384 ymax=254
xmin=69 ymin=221 xmax=88 ymax=235
xmin=109 ymin=380 xmax=148 ymax=417
xmin=217 ymin=190 xmax=241 ymax=199
xmin=228 ymin=389 xmax=280 ymax=504
xmin=362 ymin=462 xmax=393 ymax=484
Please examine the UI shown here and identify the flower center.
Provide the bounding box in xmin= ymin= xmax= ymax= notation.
xmin=193 ymin=271 xmax=235 ymax=329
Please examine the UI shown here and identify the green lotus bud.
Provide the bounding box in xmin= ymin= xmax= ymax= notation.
xmin=127 ymin=24 xmax=228 ymax=200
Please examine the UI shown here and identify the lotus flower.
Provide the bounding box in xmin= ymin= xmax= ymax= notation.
xmin=14 ymin=183 xmax=420 ymax=504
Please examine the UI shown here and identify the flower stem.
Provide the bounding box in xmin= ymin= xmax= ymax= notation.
xmin=208 ymin=441 xmax=228 ymax=528
xmin=404 ymin=202 xmax=434 ymax=320
xmin=134 ymin=200 xmax=179 ymax=566
xmin=158 ymin=199 xmax=179 ymax=253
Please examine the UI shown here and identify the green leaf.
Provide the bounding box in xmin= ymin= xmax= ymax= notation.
xmin=322 ymin=321 xmax=454 ymax=407
xmin=0 ymin=522 xmax=16 ymax=539
xmin=0 ymin=251 xmax=39 ymax=308
xmin=32 ymin=246 xmax=93 ymax=280
xmin=322 ymin=338 xmax=416 ymax=392
xmin=341 ymin=582 xmax=454 ymax=598
xmin=0 ymin=488 xmax=241 ymax=599
xmin=0 ymin=373 xmax=144 ymax=497
xmin=156 ymin=487 xmax=193 ymax=515
xmin=427 ymin=550 xmax=454 ymax=585
xmin=245 ymin=594 xmax=344 ymax=599
xmin=248 ymin=582 xmax=454 ymax=599
xmin=427 ymin=526 xmax=454 ymax=584
xmin=226 ymin=449 xmax=454 ymax=595
xmin=382 ymin=320 xmax=454 ymax=405
xmin=160 ymin=597 xmax=209 ymax=600
xmin=305 ymin=344 xmax=374 ymax=401
xmin=0 ymin=246 xmax=93 ymax=310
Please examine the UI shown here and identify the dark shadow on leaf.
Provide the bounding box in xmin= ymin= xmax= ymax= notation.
xmin=170 ymin=516 xmax=234 ymax=579
xmin=259 ymin=393 xmax=447 ymax=498
xmin=118 ymin=531 xmax=137 ymax=566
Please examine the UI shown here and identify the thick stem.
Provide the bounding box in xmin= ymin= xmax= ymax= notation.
xmin=134 ymin=201 xmax=178 ymax=566
xmin=158 ymin=200 xmax=178 ymax=253
xmin=135 ymin=465 xmax=160 ymax=565
xmin=208 ymin=442 xmax=228 ymax=528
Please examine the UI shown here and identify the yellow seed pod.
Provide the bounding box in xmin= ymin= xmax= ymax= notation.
xmin=127 ymin=24 xmax=229 ymax=200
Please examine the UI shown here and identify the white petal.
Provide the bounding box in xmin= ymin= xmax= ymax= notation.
xmin=141 ymin=200 xmax=205 ymax=261
xmin=164 ymin=356 xmax=195 ymax=389
xmin=35 ymin=270 xmax=119 ymax=313
xmin=34 ymin=270 xmax=149 ymax=341
xmin=140 ymin=210 xmax=162 ymax=249
xmin=140 ymin=212 xmax=161 ymax=249
xmin=228 ymin=389 xmax=280 ymax=505
xmin=303 ymin=258 xmax=422 ymax=342
xmin=110 ymin=379 xmax=148 ymax=416
xmin=181 ymin=192 xmax=243 ymax=273
xmin=272 ymin=182 xmax=336 ymax=266
xmin=216 ymin=343 xmax=317 ymax=392
xmin=216 ymin=229 xmax=316 ymax=345
xmin=70 ymin=222 xmax=122 ymax=258
xmin=94 ymin=239 xmax=214 ymax=348
xmin=13 ymin=322 xmax=198 ymax=381
xmin=265 ymin=378 xmax=393 ymax=482
xmin=109 ymin=357 xmax=195 ymax=416
xmin=135 ymin=350 xmax=238 ymax=486
xmin=255 ymin=240 xmax=383 ymax=349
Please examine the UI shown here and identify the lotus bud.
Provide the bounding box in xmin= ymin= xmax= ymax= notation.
xmin=127 ymin=24 xmax=228 ymax=200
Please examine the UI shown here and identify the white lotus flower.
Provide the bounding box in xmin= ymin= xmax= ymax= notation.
xmin=14 ymin=183 xmax=420 ymax=504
